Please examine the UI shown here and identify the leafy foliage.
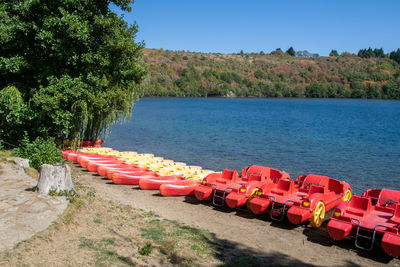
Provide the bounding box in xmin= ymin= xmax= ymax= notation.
xmin=358 ymin=48 xmax=386 ymax=58
xmin=0 ymin=86 xmax=34 ymax=145
xmin=139 ymin=244 xmax=153 ymax=256
xmin=329 ymin=50 xmax=339 ymax=57
xmin=143 ymin=48 xmax=400 ymax=99
xmin=14 ymin=134 xmax=63 ymax=171
xmin=0 ymin=0 xmax=147 ymax=144
xmin=389 ymin=49 xmax=400 ymax=64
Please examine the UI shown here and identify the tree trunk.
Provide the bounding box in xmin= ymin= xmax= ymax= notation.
xmin=37 ymin=163 xmax=74 ymax=195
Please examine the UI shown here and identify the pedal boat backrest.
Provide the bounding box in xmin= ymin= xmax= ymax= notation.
xmin=327 ymin=179 xmax=345 ymax=195
xmin=270 ymin=179 xmax=294 ymax=195
xmin=297 ymin=174 xmax=325 ymax=193
xmin=377 ymin=189 xmax=400 ymax=208
xmin=240 ymin=165 xmax=270 ymax=181
xmin=215 ymin=169 xmax=239 ymax=184
xmin=346 ymin=195 xmax=372 ymax=217
xmin=270 ymin=168 xmax=289 ymax=183
xmin=246 ymin=174 xmax=263 ymax=182
xmin=389 ymin=204 xmax=400 ymax=224
xmin=308 ymin=184 xmax=325 ymax=195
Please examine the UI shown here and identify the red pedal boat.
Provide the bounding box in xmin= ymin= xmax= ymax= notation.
xmin=194 ymin=165 xmax=276 ymax=206
xmin=327 ymin=188 xmax=400 ymax=257
xmin=248 ymin=174 xmax=352 ymax=227
xmin=225 ymin=167 xmax=290 ymax=209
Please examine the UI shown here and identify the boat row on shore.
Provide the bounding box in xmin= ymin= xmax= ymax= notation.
xmin=62 ymin=147 xmax=400 ymax=258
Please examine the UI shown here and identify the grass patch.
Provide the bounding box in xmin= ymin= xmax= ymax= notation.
xmin=0 ymin=163 xmax=224 ymax=266
xmin=0 ymin=149 xmax=13 ymax=161
xmin=139 ymin=244 xmax=153 ymax=256
xmin=24 ymin=167 xmax=40 ymax=180
xmin=224 ymin=255 xmax=260 ymax=267
xmin=140 ymin=226 xmax=165 ymax=242
xmin=78 ymin=237 xmax=133 ymax=266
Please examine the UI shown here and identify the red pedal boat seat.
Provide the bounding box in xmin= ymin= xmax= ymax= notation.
xmin=345 ymin=195 xmax=372 ymax=217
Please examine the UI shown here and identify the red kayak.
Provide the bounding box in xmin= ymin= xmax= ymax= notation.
xmin=139 ymin=176 xmax=187 ymax=190
xmin=97 ymin=164 xmax=142 ymax=177
xmin=111 ymin=172 xmax=160 ymax=185
xmin=80 ymin=158 xmax=118 ymax=168
xmin=77 ymin=154 xmax=117 ymax=166
xmin=67 ymin=152 xmax=90 ymax=162
xmin=106 ymin=168 xmax=149 ymax=179
xmin=68 ymin=152 xmax=107 ymax=163
xmin=86 ymin=160 xmax=125 ymax=172
xmin=160 ymin=180 xmax=202 ymax=196
xmin=61 ymin=150 xmax=74 ymax=159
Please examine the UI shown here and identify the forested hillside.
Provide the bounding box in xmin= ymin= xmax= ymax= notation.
xmin=142 ymin=48 xmax=400 ymax=99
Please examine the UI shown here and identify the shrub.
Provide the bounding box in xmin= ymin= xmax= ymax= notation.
xmin=139 ymin=244 xmax=153 ymax=256
xmin=14 ymin=135 xmax=63 ymax=171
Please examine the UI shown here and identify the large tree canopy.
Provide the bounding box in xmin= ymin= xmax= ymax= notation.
xmin=0 ymin=0 xmax=147 ymax=145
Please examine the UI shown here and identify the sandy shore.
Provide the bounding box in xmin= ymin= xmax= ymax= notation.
xmin=76 ymin=164 xmax=400 ymax=266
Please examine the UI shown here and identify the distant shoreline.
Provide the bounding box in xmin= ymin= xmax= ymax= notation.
xmin=142 ymin=48 xmax=400 ymax=100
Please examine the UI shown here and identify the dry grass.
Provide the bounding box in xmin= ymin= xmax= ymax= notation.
xmin=24 ymin=167 xmax=40 ymax=180
xmin=0 ymin=150 xmax=13 ymax=162
xmin=0 ymin=172 xmax=224 ymax=267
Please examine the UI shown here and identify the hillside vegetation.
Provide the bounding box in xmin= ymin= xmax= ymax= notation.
xmin=142 ymin=49 xmax=400 ymax=99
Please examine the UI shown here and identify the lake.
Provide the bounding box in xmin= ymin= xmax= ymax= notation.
xmin=104 ymin=98 xmax=400 ymax=194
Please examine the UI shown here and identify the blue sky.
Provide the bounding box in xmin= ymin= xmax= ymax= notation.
xmin=114 ymin=0 xmax=400 ymax=56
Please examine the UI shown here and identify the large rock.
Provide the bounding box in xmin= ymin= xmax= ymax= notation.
xmin=37 ymin=163 xmax=74 ymax=195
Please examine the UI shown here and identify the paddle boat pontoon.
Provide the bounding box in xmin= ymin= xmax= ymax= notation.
xmin=327 ymin=188 xmax=400 ymax=257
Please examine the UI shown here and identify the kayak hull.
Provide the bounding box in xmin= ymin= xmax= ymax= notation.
xmin=97 ymin=164 xmax=141 ymax=177
xmin=139 ymin=176 xmax=186 ymax=190
xmin=86 ymin=161 xmax=125 ymax=172
xmin=111 ymin=172 xmax=159 ymax=185
xmin=160 ymin=181 xmax=201 ymax=196
xmin=106 ymin=168 xmax=149 ymax=179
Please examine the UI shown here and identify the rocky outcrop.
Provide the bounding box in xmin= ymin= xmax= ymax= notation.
xmin=0 ymin=162 xmax=68 ymax=252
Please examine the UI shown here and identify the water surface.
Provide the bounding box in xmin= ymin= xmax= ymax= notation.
xmin=104 ymin=98 xmax=400 ymax=194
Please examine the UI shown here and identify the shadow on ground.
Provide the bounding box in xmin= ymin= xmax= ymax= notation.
xmin=303 ymin=227 xmax=393 ymax=264
xmin=181 ymin=196 xmax=396 ymax=265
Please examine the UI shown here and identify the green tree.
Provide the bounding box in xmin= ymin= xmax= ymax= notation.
xmin=389 ymin=49 xmax=400 ymax=64
xmin=0 ymin=0 xmax=147 ymax=144
xmin=286 ymin=47 xmax=296 ymax=56
xmin=373 ymin=48 xmax=385 ymax=58
xmin=305 ymin=83 xmax=327 ymax=98
xmin=271 ymin=48 xmax=284 ymax=56
xmin=329 ymin=50 xmax=339 ymax=57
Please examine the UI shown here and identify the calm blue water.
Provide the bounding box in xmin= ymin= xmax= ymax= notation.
xmin=104 ymin=98 xmax=400 ymax=194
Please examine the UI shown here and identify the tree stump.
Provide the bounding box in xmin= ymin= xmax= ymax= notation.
xmin=37 ymin=163 xmax=74 ymax=195
xmin=7 ymin=157 xmax=30 ymax=169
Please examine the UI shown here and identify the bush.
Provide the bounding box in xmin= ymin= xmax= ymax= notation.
xmin=139 ymin=244 xmax=153 ymax=256
xmin=14 ymin=135 xmax=63 ymax=171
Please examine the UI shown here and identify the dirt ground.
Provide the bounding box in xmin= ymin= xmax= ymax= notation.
xmin=74 ymin=164 xmax=399 ymax=266
xmin=1 ymin=160 xmax=400 ymax=266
